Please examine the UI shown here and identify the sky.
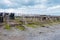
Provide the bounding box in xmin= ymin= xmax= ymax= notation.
xmin=0 ymin=0 xmax=60 ymax=16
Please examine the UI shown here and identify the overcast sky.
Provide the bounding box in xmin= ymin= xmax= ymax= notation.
xmin=0 ymin=0 xmax=60 ymax=16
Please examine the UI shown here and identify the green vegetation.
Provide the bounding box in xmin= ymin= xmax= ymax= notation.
xmin=45 ymin=20 xmax=53 ymax=25
xmin=4 ymin=17 xmax=60 ymax=30
xmin=4 ymin=24 xmax=11 ymax=30
xmin=15 ymin=17 xmax=24 ymax=24
xmin=15 ymin=17 xmax=26 ymax=30
xmin=26 ymin=24 xmax=36 ymax=28
xmin=26 ymin=22 xmax=47 ymax=28
xmin=16 ymin=25 xmax=25 ymax=31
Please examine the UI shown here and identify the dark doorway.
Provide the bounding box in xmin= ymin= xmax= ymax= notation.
xmin=0 ymin=13 xmax=3 ymax=23
xmin=42 ymin=17 xmax=46 ymax=20
xmin=9 ymin=13 xmax=15 ymax=20
xmin=0 ymin=17 xmax=3 ymax=23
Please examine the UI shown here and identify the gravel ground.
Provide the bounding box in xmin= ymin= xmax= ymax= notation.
xmin=0 ymin=24 xmax=60 ymax=40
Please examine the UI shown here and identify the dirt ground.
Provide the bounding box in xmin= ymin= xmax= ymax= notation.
xmin=0 ymin=23 xmax=60 ymax=40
